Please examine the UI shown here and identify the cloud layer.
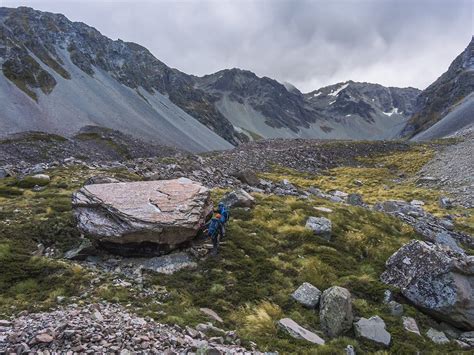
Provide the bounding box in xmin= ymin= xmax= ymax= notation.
xmin=4 ymin=0 xmax=473 ymax=91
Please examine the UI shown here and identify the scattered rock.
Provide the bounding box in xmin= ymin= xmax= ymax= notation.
xmin=380 ymin=240 xmax=474 ymax=330
xmin=402 ymin=317 xmax=421 ymax=336
xmin=354 ymin=315 xmax=391 ymax=347
xmin=200 ymin=308 xmax=223 ymax=323
xmin=219 ymin=189 xmax=255 ymax=208
xmin=72 ymin=178 xmax=212 ymax=253
xmin=345 ymin=344 xmax=356 ymax=355
xmin=305 ymin=216 xmax=332 ymax=240
xmin=387 ymin=301 xmax=403 ymax=317
xmin=2 ymin=303 xmax=250 ymax=353
xmin=231 ymin=170 xmax=259 ymax=186
xmin=313 ymin=206 xmax=333 ymax=213
xmin=347 ymin=193 xmax=364 ymax=206
xmin=439 ymin=197 xmax=453 ymax=209
xmin=291 ymin=282 xmax=322 ymax=308
xmin=320 ymin=286 xmax=353 ymax=337
xmin=435 ymin=233 xmax=465 ymax=254
xmin=459 ymin=331 xmax=474 ymax=347
xmin=277 ymin=318 xmax=325 ymax=345
xmin=410 ymin=199 xmax=425 ymax=206
xmin=64 ymin=238 xmax=96 ymax=260
xmin=426 ymin=328 xmax=450 ymax=344
xmin=353 ymin=179 xmax=363 ymax=186
xmin=84 ymin=175 xmax=122 ymax=185
xmin=140 ymin=252 xmax=197 ymax=274
xmin=35 ymin=333 xmax=54 ymax=343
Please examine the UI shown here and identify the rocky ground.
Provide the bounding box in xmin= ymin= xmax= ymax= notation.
xmin=0 ymin=130 xmax=473 ymax=354
xmin=1 ymin=302 xmax=254 ymax=354
xmin=417 ymin=131 xmax=474 ymax=208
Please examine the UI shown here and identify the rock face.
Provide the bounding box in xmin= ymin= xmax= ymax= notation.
xmin=319 ymin=286 xmax=353 ymax=337
xmin=380 ymin=240 xmax=474 ymax=330
xmin=219 ymin=189 xmax=255 ymax=208
xmin=72 ymin=178 xmax=212 ymax=252
xmin=354 ymin=316 xmax=391 ymax=347
xmin=277 ymin=318 xmax=325 ymax=345
xmin=305 ymin=217 xmax=332 ymax=240
xmin=291 ymin=282 xmax=322 ymax=308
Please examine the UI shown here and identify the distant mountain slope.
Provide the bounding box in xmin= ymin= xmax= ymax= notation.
xmin=402 ymin=37 xmax=474 ymax=139
xmin=0 ymin=6 xmax=423 ymax=149
xmin=196 ymin=70 xmax=420 ymax=140
xmin=0 ymin=6 xmax=240 ymax=151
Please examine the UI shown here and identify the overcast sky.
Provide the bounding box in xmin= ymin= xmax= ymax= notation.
xmin=3 ymin=0 xmax=473 ymax=92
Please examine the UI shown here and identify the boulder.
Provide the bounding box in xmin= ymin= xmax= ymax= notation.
xmin=72 ymin=178 xmax=213 ymax=252
xmin=18 ymin=174 xmax=51 ymax=188
xmin=291 ymin=282 xmax=322 ymax=308
xmin=426 ymin=328 xmax=450 ymax=344
xmin=402 ymin=317 xmax=421 ymax=336
xmin=347 ymin=193 xmax=364 ymax=206
xmin=380 ymin=240 xmax=474 ymax=330
xmin=277 ymin=318 xmax=325 ymax=345
xmin=219 ymin=189 xmax=255 ymax=208
xmin=305 ymin=217 xmax=332 ymax=240
xmin=140 ymin=252 xmax=197 ymax=274
xmin=354 ymin=316 xmax=391 ymax=347
xmin=231 ymin=170 xmax=260 ymax=186
xmin=320 ymin=286 xmax=353 ymax=337
xmin=459 ymin=331 xmax=474 ymax=347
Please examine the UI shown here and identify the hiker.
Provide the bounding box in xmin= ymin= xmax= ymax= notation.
xmin=205 ymin=211 xmax=223 ymax=255
xmin=217 ymin=202 xmax=229 ymax=238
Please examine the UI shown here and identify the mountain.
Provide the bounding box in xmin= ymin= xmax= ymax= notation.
xmin=402 ymin=37 xmax=474 ymax=140
xmin=0 ymin=7 xmax=420 ymax=151
xmin=196 ymin=70 xmax=420 ymax=140
xmin=0 ymin=6 xmax=242 ymax=152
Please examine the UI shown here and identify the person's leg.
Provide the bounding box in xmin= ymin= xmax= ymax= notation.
xmin=211 ymin=232 xmax=219 ymax=255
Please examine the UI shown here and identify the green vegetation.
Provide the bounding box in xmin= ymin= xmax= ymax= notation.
xmin=0 ymin=143 xmax=471 ymax=353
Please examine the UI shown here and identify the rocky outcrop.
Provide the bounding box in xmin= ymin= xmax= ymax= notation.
xmin=277 ymin=318 xmax=325 ymax=345
xmin=72 ymin=178 xmax=212 ymax=253
xmin=380 ymin=240 xmax=474 ymax=330
xmin=354 ymin=316 xmax=391 ymax=347
xmin=305 ymin=217 xmax=332 ymax=240
xmin=319 ymin=286 xmax=353 ymax=337
xmin=291 ymin=282 xmax=322 ymax=309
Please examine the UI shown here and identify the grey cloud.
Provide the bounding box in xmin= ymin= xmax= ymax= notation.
xmin=3 ymin=0 xmax=473 ymax=91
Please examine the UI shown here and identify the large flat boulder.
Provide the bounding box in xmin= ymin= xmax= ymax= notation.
xmin=380 ymin=240 xmax=474 ymax=330
xmin=354 ymin=315 xmax=391 ymax=347
xmin=277 ymin=318 xmax=325 ymax=345
xmin=72 ymin=178 xmax=212 ymax=249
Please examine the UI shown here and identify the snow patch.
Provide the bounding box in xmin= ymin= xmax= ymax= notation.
xmin=329 ymin=100 xmax=336 ymax=105
xmin=328 ymin=83 xmax=349 ymax=96
xmin=313 ymin=91 xmax=322 ymax=97
xmin=382 ymin=107 xmax=400 ymax=116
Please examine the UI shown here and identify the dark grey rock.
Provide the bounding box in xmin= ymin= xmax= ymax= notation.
xmin=305 ymin=217 xmax=332 ymax=240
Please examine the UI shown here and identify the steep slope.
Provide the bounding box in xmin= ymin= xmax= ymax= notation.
xmin=402 ymin=37 xmax=474 ymax=139
xmin=0 ymin=6 xmax=240 ymax=151
xmin=196 ymin=70 xmax=420 ymax=140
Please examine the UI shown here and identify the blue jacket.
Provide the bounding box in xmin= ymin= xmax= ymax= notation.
xmin=207 ymin=217 xmax=221 ymax=237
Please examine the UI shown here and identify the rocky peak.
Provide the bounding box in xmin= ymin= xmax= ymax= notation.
xmin=402 ymin=36 xmax=474 ymax=138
